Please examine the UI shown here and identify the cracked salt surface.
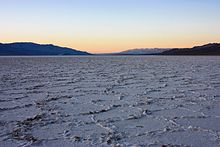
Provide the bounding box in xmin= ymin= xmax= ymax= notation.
xmin=0 ymin=56 xmax=220 ymax=147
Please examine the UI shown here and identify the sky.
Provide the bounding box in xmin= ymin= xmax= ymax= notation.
xmin=0 ymin=0 xmax=220 ymax=53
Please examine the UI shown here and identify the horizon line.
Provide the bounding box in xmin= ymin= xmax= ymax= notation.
xmin=1 ymin=41 xmax=219 ymax=54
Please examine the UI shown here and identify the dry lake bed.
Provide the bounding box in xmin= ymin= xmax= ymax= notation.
xmin=0 ymin=56 xmax=220 ymax=147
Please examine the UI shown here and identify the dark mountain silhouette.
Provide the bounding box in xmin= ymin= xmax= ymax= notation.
xmin=0 ymin=42 xmax=91 ymax=55
xmin=108 ymin=43 xmax=220 ymax=56
xmin=1 ymin=42 xmax=219 ymax=56
xmin=160 ymin=43 xmax=220 ymax=55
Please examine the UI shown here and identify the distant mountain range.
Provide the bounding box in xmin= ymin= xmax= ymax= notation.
xmin=0 ymin=42 xmax=90 ymax=56
xmin=160 ymin=43 xmax=220 ymax=55
xmin=0 ymin=42 xmax=219 ymax=56
xmin=115 ymin=48 xmax=169 ymax=55
xmin=115 ymin=43 xmax=220 ymax=55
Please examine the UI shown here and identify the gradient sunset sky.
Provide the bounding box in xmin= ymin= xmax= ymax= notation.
xmin=0 ymin=0 xmax=220 ymax=53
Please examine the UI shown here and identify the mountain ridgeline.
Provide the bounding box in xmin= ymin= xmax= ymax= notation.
xmin=0 ymin=42 xmax=90 ymax=56
xmin=116 ymin=43 xmax=220 ymax=55
xmin=0 ymin=42 xmax=220 ymax=56
xmin=160 ymin=43 xmax=220 ymax=55
xmin=115 ymin=48 xmax=168 ymax=55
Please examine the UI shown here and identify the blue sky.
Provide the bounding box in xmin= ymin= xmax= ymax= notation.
xmin=0 ymin=0 xmax=220 ymax=53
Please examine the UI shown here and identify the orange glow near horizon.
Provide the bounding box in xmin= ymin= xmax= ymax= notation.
xmin=1 ymin=33 xmax=220 ymax=53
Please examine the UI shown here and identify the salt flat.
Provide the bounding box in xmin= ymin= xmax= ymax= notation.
xmin=0 ymin=56 xmax=220 ymax=147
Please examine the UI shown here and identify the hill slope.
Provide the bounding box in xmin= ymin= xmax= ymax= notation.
xmin=117 ymin=48 xmax=168 ymax=55
xmin=0 ymin=42 xmax=91 ymax=55
xmin=160 ymin=43 xmax=220 ymax=55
